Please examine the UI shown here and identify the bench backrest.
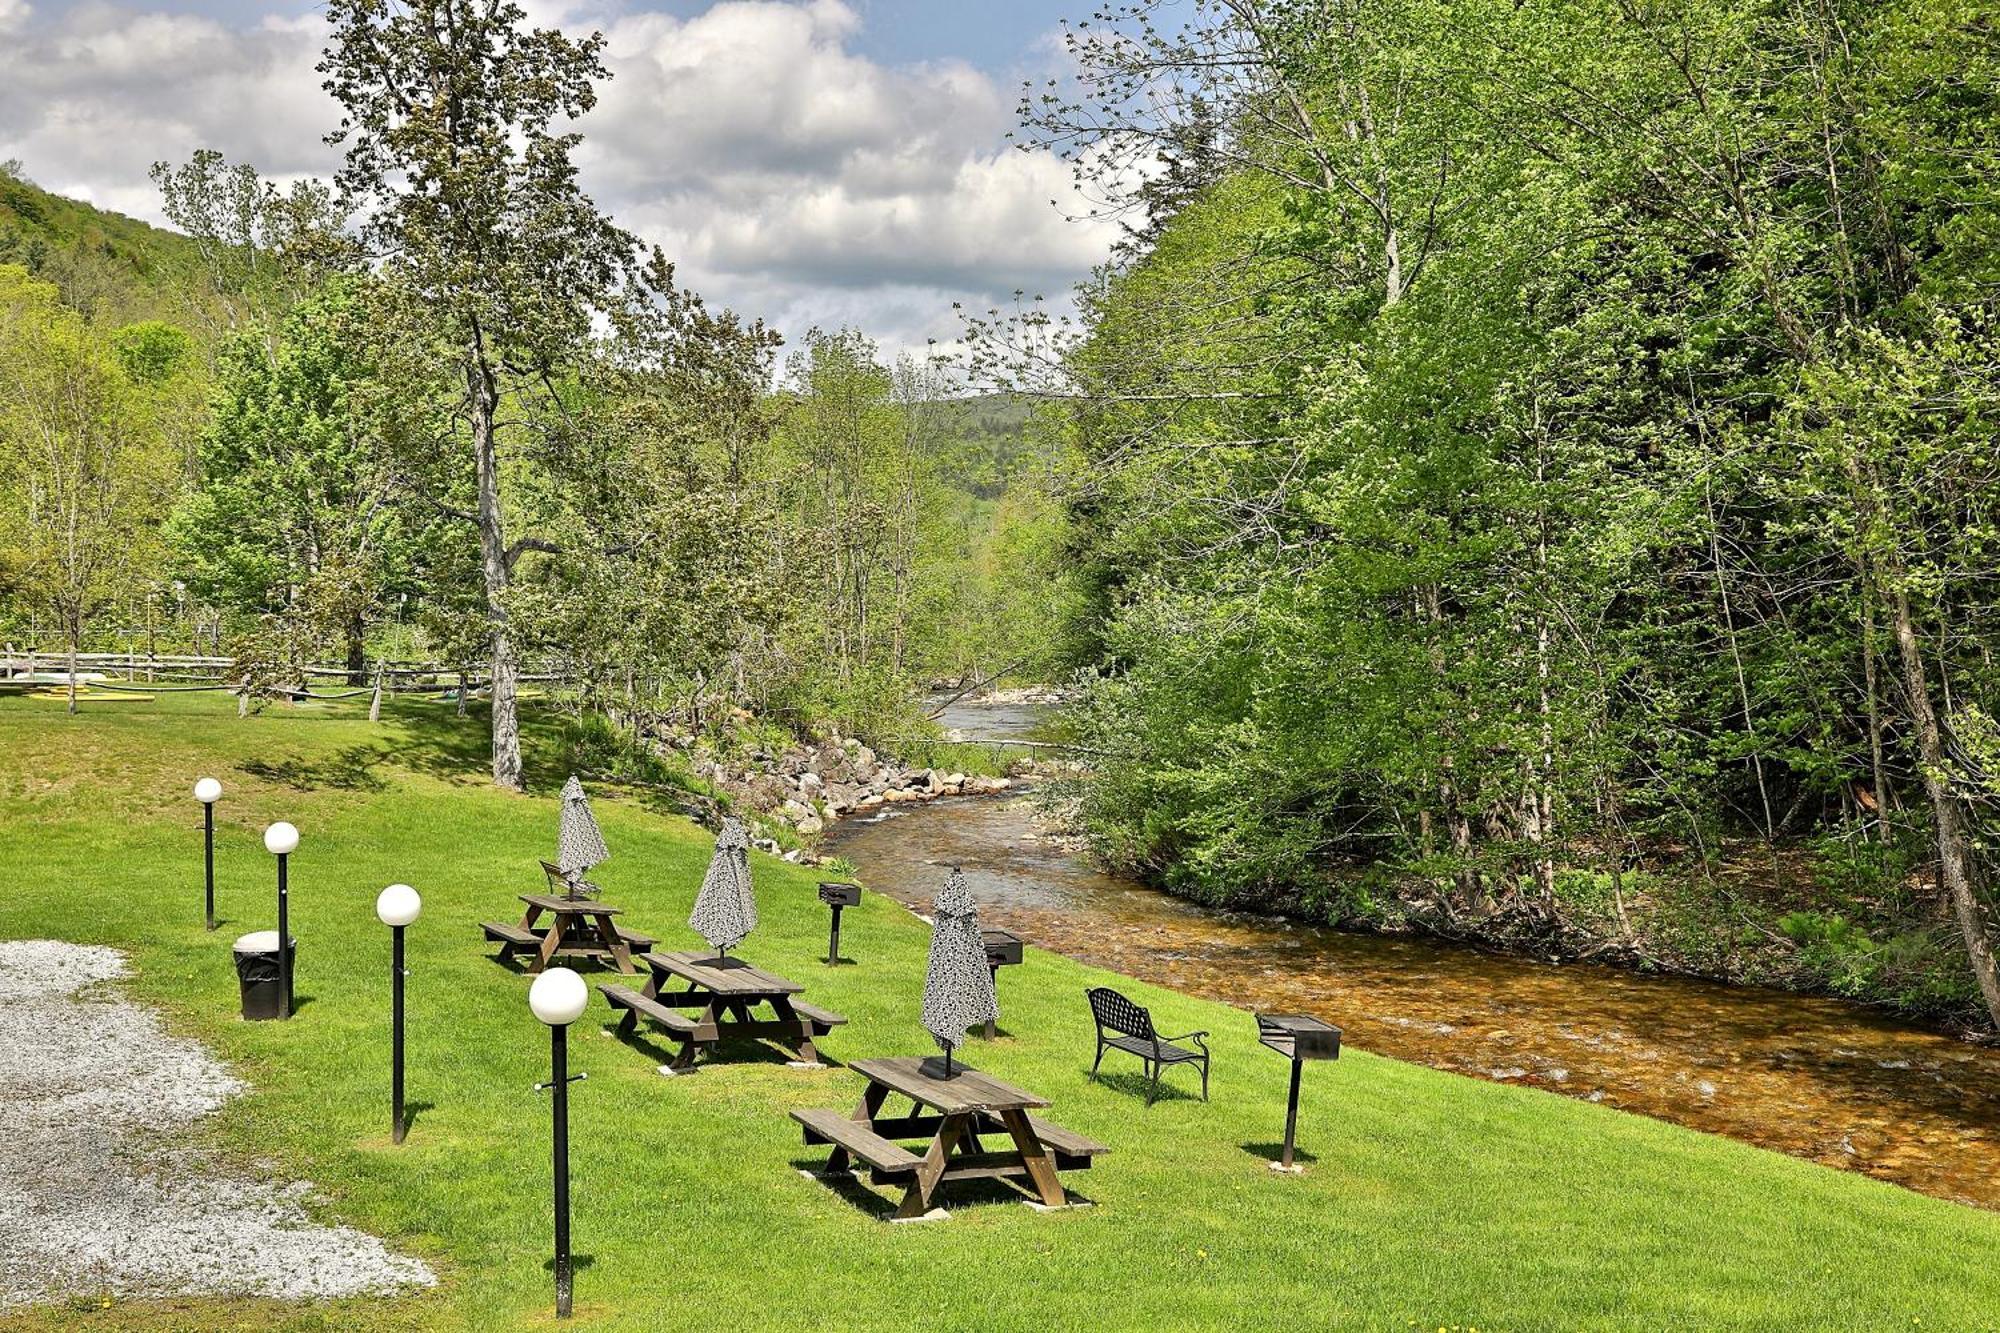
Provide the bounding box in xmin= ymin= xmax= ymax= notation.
xmin=541 ymin=859 xmax=596 ymax=899
xmin=1086 ymin=986 xmax=1156 ymax=1041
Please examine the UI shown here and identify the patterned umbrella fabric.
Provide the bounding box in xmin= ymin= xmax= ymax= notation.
xmin=555 ymin=775 xmax=610 ymax=898
xmin=920 ymin=867 xmax=997 ymax=1073
xmin=688 ymin=816 xmax=757 ymax=956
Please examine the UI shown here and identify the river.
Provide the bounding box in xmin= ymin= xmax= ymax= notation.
xmin=831 ymin=703 xmax=2000 ymax=1211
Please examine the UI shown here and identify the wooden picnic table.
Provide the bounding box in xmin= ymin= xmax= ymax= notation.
xmin=480 ymin=893 xmax=648 ymax=974
xmin=599 ymin=950 xmax=847 ymax=1071
xmin=793 ymin=1055 xmax=1108 ymax=1219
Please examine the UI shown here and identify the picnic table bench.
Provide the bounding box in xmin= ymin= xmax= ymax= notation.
xmin=600 ymin=950 xmax=845 ymax=1071
xmin=480 ymin=893 xmax=652 ymax=974
xmin=793 ymin=1055 xmax=1108 ymax=1218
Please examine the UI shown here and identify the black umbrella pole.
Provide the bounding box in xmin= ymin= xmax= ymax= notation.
xmin=276 ymin=853 xmax=291 ymax=1020
xmin=552 ymin=1024 xmax=573 ymax=1319
xmin=391 ymin=924 xmax=407 ymax=1144
xmin=203 ymin=804 xmax=216 ymax=931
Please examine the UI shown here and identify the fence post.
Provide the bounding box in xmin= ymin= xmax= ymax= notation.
xmin=369 ymin=663 xmax=385 ymax=723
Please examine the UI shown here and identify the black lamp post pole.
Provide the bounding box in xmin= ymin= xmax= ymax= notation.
xmin=276 ymin=852 xmax=291 ymax=1020
xmin=202 ymin=803 xmax=216 ymax=931
xmin=551 ymin=1023 xmax=572 ymax=1319
xmin=1281 ymin=1056 xmax=1303 ymax=1170
xmin=391 ymin=923 xmax=407 ymax=1144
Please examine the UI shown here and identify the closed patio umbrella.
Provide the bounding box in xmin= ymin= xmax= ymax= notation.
xmin=920 ymin=867 xmax=996 ymax=1077
xmin=689 ymin=816 xmax=756 ymax=960
xmin=555 ymin=775 xmax=610 ymax=899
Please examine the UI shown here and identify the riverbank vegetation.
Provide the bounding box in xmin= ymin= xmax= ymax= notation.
xmin=988 ymin=0 xmax=2000 ymax=1032
xmin=2 ymin=690 xmax=1997 ymax=1329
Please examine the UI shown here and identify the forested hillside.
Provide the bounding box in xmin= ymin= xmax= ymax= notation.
xmin=0 ymin=165 xmax=217 ymax=327
xmin=997 ymin=0 xmax=2000 ymax=1030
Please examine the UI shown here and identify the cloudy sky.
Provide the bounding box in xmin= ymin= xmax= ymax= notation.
xmin=0 ymin=0 xmax=1119 ymax=359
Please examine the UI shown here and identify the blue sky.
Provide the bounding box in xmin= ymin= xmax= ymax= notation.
xmin=0 ymin=0 xmax=1116 ymax=356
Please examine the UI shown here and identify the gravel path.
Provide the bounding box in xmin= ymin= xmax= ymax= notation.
xmin=0 ymin=940 xmax=434 ymax=1310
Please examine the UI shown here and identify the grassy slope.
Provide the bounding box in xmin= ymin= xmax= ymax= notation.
xmin=0 ymin=692 xmax=1995 ymax=1332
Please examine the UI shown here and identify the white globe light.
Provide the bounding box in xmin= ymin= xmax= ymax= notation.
xmin=376 ymin=883 xmax=421 ymax=928
xmin=529 ymin=967 xmax=588 ymax=1027
xmin=263 ymin=821 xmax=300 ymax=856
xmin=193 ymin=777 xmax=223 ymax=804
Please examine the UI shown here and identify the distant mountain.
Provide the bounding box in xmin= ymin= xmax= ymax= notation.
xmin=0 ymin=166 xmax=208 ymax=327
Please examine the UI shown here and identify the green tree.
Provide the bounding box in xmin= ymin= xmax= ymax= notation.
xmin=0 ymin=266 xmax=177 ymax=712
xmin=167 ymin=281 xmax=423 ymax=683
xmin=319 ymin=0 xmax=671 ymax=789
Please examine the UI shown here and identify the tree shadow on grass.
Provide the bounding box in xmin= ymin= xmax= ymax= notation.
xmin=239 ymin=744 xmax=390 ymax=792
xmin=374 ymin=703 xmax=506 ymax=787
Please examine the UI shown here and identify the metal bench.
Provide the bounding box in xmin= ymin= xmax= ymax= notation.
xmin=1085 ymin=985 xmax=1210 ymax=1105
xmin=791 ymin=1109 xmax=922 ymax=1179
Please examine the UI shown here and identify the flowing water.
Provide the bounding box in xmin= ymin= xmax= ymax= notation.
xmin=832 ymin=705 xmax=2000 ymax=1210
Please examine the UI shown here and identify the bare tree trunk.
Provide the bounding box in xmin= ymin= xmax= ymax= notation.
xmin=66 ymin=632 xmax=78 ymax=716
xmin=1705 ymin=482 xmax=1787 ymax=902
xmin=1886 ymin=581 xmax=2000 ymax=1028
xmin=1859 ymin=568 xmax=1893 ymax=842
xmin=345 ymin=610 xmax=368 ymax=687
xmin=1426 ymin=586 xmax=1480 ymax=904
xmin=469 ymin=352 xmax=522 ymax=790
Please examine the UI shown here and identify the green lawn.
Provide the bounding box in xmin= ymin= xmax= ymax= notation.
xmin=0 ymin=690 xmax=1995 ymax=1331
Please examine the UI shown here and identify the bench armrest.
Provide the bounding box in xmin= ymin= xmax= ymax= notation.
xmin=1161 ymin=1030 xmax=1209 ymax=1049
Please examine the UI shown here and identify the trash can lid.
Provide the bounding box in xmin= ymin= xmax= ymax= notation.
xmin=233 ymin=930 xmax=285 ymax=953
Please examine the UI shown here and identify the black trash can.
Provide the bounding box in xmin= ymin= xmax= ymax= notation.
xmin=232 ymin=930 xmax=295 ymax=1020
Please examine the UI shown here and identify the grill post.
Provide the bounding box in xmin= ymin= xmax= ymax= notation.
xmin=817 ymin=882 xmax=861 ymax=965
xmin=1281 ymin=1056 xmax=1303 ymax=1169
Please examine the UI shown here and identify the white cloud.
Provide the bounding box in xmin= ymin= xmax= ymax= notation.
xmin=0 ymin=0 xmax=1114 ymax=357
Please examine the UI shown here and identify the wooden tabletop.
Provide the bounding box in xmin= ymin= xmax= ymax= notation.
xmin=641 ymin=950 xmax=803 ymax=996
xmin=520 ymin=893 xmax=622 ymax=915
xmin=850 ymin=1056 xmax=1049 ymax=1115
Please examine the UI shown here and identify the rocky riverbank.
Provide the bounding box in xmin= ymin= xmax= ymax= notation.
xmin=627 ymin=722 xmax=1017 ymax=857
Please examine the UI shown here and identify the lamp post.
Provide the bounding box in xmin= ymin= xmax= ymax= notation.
xmin=376 ymin=883 xmax=421 ymax=1144
xmin=530 ymin=968 xmax=588 ymax=1319
xmin=262 ymin=821 xmax=299 ymax=1019
xmin=193 ymin=777 xmax=222 ymax=930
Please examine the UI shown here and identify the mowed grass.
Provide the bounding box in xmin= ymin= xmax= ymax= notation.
xmin=0 ymin=691 xmax=1996 ymax=1332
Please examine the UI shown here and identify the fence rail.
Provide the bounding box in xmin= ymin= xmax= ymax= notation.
xmin=0 ymin=650 xmax=581 ymax=697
